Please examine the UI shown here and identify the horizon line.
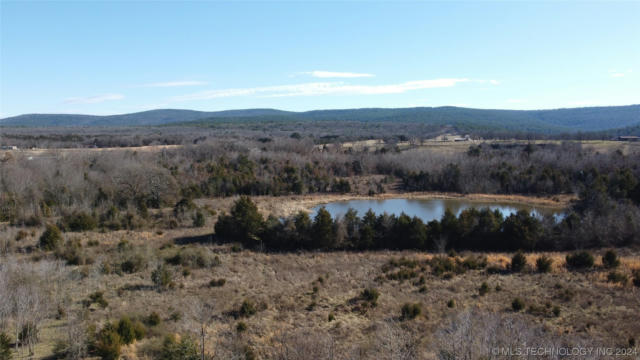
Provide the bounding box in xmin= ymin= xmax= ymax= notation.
xmin=2 ymin=103 xmax=639 ymax=120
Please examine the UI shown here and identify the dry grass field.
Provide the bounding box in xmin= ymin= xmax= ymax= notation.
xmin=2 ymin=222 xmax=639 ymax=359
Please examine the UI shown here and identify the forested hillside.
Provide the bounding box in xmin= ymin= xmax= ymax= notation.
xmin=2 ymin=105 xmax=639 ymax=134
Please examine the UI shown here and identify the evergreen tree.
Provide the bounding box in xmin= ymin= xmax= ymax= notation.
xmin=214 ymin=196 xmax=264 ymax=248
xmin=312 ymin=207 xmax=335 ymax=249
xmin=501 ymin=210 xmax=542 ymax=251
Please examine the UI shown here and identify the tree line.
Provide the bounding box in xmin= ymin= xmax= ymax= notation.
xmin=2 ymin=138 xmax=639 ymax=232
xmin=215 ymin=196 xmax=640 ymax=253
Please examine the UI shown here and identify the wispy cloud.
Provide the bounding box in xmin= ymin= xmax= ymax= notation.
xmin=64 ymin=93 xmax=124 ymax=104
xmin=139 ymin=80 xmax=208 ymax=87
xmin=302 ymin=71 xmax=375 ymax=78
xmin=489 ymin=79 xmax=500 ymax=85
xmin=171 ymin=78 xmax=470 ymax=102
xmin=609 ymin=69 xmax=633 ymax=78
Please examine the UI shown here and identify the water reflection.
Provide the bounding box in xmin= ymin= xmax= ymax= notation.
xmin=311 ymin=198 xmax=564 ymax=222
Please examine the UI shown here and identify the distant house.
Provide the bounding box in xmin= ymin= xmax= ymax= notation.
xmin=453 ymin=135 xmax=471 ymax=142
xmin=0 ymin=145 xmax=18 ymax=150
xmin=616 ymin=136 xmax=640 ymax=142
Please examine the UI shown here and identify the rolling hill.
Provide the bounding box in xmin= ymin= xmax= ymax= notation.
xmin=1 ymin=105 xmax=639 ymax=134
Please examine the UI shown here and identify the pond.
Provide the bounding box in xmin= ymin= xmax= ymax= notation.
xmin=311 ymin=198 xmax=565 ymax=222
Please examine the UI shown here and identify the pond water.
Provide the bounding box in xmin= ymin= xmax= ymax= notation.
xmin=311 ymin=198 xmax=565 ymax=222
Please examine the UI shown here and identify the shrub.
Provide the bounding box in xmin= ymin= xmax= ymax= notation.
xmin=166 ymin=247 xmax=220 ymax=268
xmin=16 ymin=322 xmax=37 ymax=351
xmin=192 ymin=211 xmax=205 ymax=227
xmin=160 ymin=335 xmax=199 ymax=360
xmin=328 ymin=313 xmax=335 ymax=322
xmin=510 ymin=252 xmax=527 ymax=272
xmin=121 ymin=253 xmax=148 ymax=274
xmin=60 ymin=212 xmax=97 ymax=232
xmin=633 ymin=270 xmax=640 ymax=287
xmin=385 ymin=268 xmax=418 ymax=281
xmin=556 ymin=287 xmax=575 ymax=302
xmin=117 ymin=316 xmax=145 ymax=344
xmin=39 ymin=224 xmax=62 ymax=251
xmin=401 ymin=303 xmax=422 ymax=320
xmin=84 ymin=291 xmax=108 ymax=309
xmin=512 ymin=298 xmax=525 ymax=312
xmin=146 ymin=312 xmax=161 ymax=327
xmin=209 ymin=278 xmax=226 ymax=287
xmin=447 ymin=299 xmax=455 ymax=308
xmin=536 ymin=255 xmax=553 ymax=273
xmin=169 ymin=312 xmax=182 ymax=322
xmin=526 ymin=304 xmax=548 ymax=317
xmin=607 ymin=271 xmax=628 ymax=285
xmin=94 ymin=324 xmax=122 ymax=360
xmin=151 ymin=264 xmax=173 ymax=291
xmin=429 ymin=257 xmax=457 ymax=275
xmin=239 ymin=299 xmax=257 ymax=317
xmin=552 ymin=306 xmax=561 ymax=317
xmin=15 ymin=230 xmax=28 ymax=241
xmin=602 ymin=250 xmax=620 ymax=269
xmin=56 ymin=238 xmax=94 ymax=266
xmin=478 ymin=282 xmax=489 ymax=296
xmin=173 ymin=198 xmax=195 ymax=218
xmin=566 ymin=251 xmax=595 ymax=270
xmin=244 ymin=346 xmax=257 ymax=360
xmin=117 ymin=239 xmax=133 ymax=252
xmin=236 ymin=321 xmax=247 ymax=333
xmin=461 ymin=255 xmax=487 ymax=270
xmin=22 ymin=215 xmax=42 ymax=227
xmin=360 ymin=287 xmax=380 ymax=305
xmin=0 ymin=332 xmax=11 ymax=360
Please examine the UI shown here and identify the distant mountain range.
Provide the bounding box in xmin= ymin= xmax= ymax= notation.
xmin=2 ymin=105 xmax=639 ymax=134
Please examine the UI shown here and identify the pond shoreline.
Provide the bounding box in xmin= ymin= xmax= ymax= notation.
xmin=253 ymin=191 xmax=574 ymax=219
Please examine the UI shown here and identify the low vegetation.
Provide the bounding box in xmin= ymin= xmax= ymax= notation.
xmin=1 ymin=133 xmax=640 ymax=359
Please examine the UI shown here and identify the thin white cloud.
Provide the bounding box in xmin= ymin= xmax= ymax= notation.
xmin=64 ymin=93 xmax=124 ymax=104
xmin=303 ymin=71 xmax=375 ymax=78
xmin=609 ymin=69 xmax=632 ymax=78
xmin=489 ymin=79 xmax=500 ymax=85
xmin=171 ymin=78 xmax=469 ymax=102
xmin=139 ymin=80 xmax=208 ymax=87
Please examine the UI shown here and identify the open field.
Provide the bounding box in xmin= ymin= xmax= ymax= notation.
xmin=2 ymin=224 xmax=640 ymax=359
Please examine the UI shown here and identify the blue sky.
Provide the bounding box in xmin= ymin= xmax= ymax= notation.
xmin=1 ymin=1 xmax=638 ymax=117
